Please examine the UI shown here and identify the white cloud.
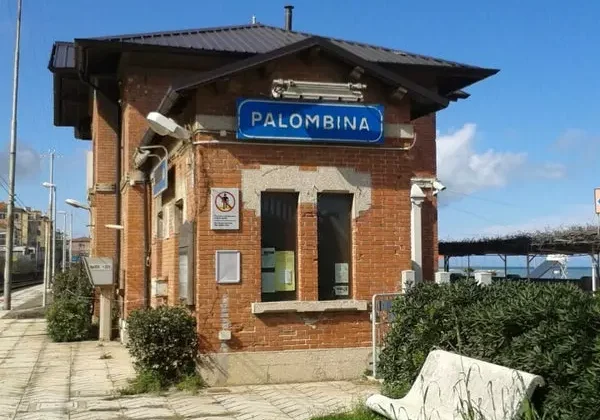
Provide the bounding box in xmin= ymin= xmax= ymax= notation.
xmin=436 ymin=124 xmax=526 ymax=198
xmin=479 ymin=204 xmax=595 ymax=237
xmin=0 ymin=142 xmax=42 ymax=180
xmin=529 ymin=162 xmax=567 ymax=180
xmin=437 ymin=124 xmax=566 ymax=203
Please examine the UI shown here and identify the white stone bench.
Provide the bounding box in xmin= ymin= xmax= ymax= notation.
xmin=366 ymin=350 xmax=544 ymax=420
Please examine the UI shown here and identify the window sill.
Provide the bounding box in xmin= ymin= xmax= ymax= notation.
xmin=251 ymin=300 xmax=368 ymax=314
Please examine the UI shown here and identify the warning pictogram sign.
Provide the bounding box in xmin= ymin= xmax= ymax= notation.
xmin=211 ymin=188 xmax=239 ymax=230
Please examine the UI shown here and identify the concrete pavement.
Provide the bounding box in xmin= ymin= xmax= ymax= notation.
xmin=0 ymin=284 xmax=44 ymax=318
xmin=0 ymin=317 xmax=378 ymax=419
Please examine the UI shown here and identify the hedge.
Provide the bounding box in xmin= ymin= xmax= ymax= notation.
xmin=378 ymin=279 xmax=600 ymax=420
xmin=46 ymin=264 xmax=94 ymax=342
xmin=125 ymin=305 xmax=198 ymax=385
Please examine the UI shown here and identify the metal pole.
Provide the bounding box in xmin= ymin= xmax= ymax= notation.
xmin=42 ymin=215 xmax=49 ymax=307
xmin=61 ymin=212 xmax=67 ymax=272
xmin=51 ymin=186 xmax=56 ymax=285
xmin=69 ymin=211 xmax=73 ymax=269
xmin=3 ymin=0 xmax=23 ymax=311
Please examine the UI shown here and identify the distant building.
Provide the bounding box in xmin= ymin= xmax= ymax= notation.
xmin=71 ymin=237 xmax=91 ymax=262
xmin=0 ymin=202 xmax=48 ymax=250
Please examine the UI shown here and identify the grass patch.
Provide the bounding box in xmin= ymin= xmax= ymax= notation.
xmin=99 ymin=352 xmax=112 ymax=360
xmin=175 ymin=373 xmax=205 ymax=394
xmin=312 ymin=405 xmax=384 ymax=420
xmin=118 ymin=370 xmax=205 ymax=396
xmin=118 ymin=370 xmax=163 ymax=395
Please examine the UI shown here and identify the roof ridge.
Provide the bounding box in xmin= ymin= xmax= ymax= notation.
xmin=252 ymin=24 xmax=483 ymax=69
xmin=90 ymin=23 xmax=266 ymax=41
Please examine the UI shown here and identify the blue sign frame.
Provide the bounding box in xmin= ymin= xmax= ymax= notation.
xmin=151 ymin=159 xmax=168 ymax=197
xmin=236 ymin=99 xmax=384 ymax=144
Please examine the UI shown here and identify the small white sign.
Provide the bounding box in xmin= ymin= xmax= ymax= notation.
xmin=215 ymin=250 xmax=241 ymax=284
xmin=595 ymin=188 xmax=600 ymax=215
xmin=211 ymin=188 xmax=240 ymax=230
xmin=261 ymin=248 xmax=276 ymax=269
xmin=335 ymin=263 xmax=349 ymax=284
xmin=334 ymin=285 xmax=349 ymax=296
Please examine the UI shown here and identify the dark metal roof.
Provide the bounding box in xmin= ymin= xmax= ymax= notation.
xmin=139 ymin=36 xmax=454 ymax=150
xmin=49 ymin=42 xmax=76 ymax=71
xmin=82 ymin=24 xmax=492 ymax=71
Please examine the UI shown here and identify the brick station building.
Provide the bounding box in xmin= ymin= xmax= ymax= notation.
xmin=49 ymin=7 xmax=497 ymax=385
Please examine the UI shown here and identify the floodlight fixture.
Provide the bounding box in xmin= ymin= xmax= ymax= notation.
xmin=146 ymin=112 xmax=190 ymax=140
xmin=271 ymin=79 xmax=367 ymax=102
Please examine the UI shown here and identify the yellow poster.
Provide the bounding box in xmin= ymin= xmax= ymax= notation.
xmin=274 ymin=251 xmax=295 ymax=291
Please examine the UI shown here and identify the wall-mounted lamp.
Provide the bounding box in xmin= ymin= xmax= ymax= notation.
xmin=146 ymin=112 xmax=190 ymax=140
xmin=271 ymin=79 xmax=367 ymax=102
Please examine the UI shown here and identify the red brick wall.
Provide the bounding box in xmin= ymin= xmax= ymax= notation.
xmin=120 ymin=68 xmax=202 ymax=315
xmin=179 ymin=53 xmax=437 ymax=352
xmin=115 ymin=51 xmax=438 ymax=353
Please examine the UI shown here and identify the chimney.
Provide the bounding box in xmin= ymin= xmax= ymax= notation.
xmin=284 ymin=5 xmax=294 ymax=31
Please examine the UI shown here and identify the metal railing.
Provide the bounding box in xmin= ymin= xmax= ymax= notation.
xmin=371 ymin=292 xmax=403 ymax=379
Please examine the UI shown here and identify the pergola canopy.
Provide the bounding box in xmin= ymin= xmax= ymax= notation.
xmin=440 ymin=225 xmax=600 ymax=257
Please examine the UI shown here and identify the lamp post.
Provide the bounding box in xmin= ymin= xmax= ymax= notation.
xmin=58 ymin=211 xmax=67 ymax=272
xmin=42 ymin=182 xmax=56 ymax=296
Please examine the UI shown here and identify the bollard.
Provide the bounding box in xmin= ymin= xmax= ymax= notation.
xmin=435 ymin=271 xmax=451 ymax=284
xmin=401 ymin=270 xmax=416 ymax=292
xmin=475 ymin=271 xmax=492 ymax=286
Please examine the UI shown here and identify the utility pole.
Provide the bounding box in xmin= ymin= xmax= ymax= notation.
xmin=59 ymin=211 xmax=67 ymax=272
xmin=69 ymin=211 xmax=73 ymax=269
xmin=3 ymin=0 xmax=23 ymax=311
xmin=42 ymin=214 xmax=49 ymax=307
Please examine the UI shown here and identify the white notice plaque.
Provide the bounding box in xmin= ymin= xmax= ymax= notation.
xmin=335 ymin=263 xmax=349 ymax=284
xmin=261 ymin=248 xmax=276 ymax=268
xmin=211 ymin=188 xmax=240 ymax=230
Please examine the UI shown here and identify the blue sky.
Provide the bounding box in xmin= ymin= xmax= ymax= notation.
xmin=0 ymin=0 xmax=598 ymax=267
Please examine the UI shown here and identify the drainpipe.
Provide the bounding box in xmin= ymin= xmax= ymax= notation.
xmin=143 ymin=180 xmax=150 ymax=308
xmin=410 ymin=184 xmax=426 ymax=283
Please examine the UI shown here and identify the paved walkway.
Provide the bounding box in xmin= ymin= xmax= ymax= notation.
xmin=0 ymin=318 xmax=378 ymax=420
xmin=0 ymin=284 xmax=44 ymax=318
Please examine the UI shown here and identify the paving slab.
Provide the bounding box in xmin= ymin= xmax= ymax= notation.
xmin=0 ymin=316 xmax=379 ymax=420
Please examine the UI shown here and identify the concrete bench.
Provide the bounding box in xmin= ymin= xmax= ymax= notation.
xmin=366 ymin=350 xmax=544 ymax=420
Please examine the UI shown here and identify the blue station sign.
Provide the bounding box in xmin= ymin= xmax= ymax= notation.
xmin=236 ymin=99 xmax=384 ymax=144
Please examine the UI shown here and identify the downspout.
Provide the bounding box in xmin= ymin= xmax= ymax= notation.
xmin=143 ymin=179 xmax=150 ymax=307
xmin=115 ymin=101 xmax=122 ymax=315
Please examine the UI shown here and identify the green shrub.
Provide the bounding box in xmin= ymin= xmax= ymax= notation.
xmin=52 ymin=263 xmax=93 ymax=301
xmin=46 ymin=298 xmax=92 ymax=342
xmin=378 ymin=279 xmax=600 ymax=420
xmin=118 ymin=369 xmax=164 ymax=395
xmin=126 ymin=305 xmax=199 ymax=385
xmin=46 ymin=265 xmax=94 ymax=342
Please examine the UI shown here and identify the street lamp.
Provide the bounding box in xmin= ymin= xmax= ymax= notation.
xmin=58 ymin=211 xmax=67 ymax=272
xmin=65 ymin=198 xmax=90 ymax=211
xmin=42 ymin=182 xmax=56 ymax=299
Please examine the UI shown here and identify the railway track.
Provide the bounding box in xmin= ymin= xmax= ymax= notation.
xmin=0 ymin=274 xmax=43 ymax=296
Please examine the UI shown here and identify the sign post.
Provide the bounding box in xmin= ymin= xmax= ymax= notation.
xmin=83 ymin=257 xmax=114 ymax=341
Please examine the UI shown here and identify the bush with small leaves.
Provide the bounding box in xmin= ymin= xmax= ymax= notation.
xmin=378 ymin=279 xmax=600 ymax=420
xmin=46 ymin=297 xmax=92 ymax=342
xmin=125 ymin=305 xmax=199 ymax=385
xmin=45 ymin=264 xmax=94 ymax=342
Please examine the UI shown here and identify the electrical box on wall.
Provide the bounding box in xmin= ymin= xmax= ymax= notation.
xmin=151 ymin=278 xmax=168 ymax=297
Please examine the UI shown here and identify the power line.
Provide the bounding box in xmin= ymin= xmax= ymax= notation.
xmin=444 ymin=188 xmax=520 ymax=208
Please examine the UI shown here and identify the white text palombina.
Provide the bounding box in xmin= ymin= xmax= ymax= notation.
xmin=251 ymin=112 xmax=372 ymax=131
